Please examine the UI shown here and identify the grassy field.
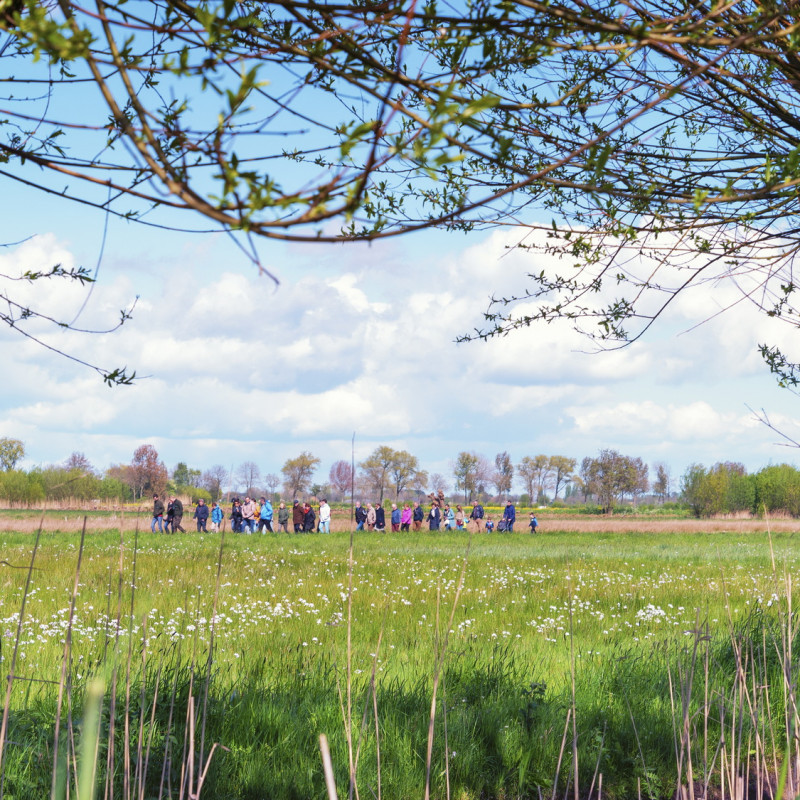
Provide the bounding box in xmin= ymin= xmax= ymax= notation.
xmin=0 ymin=519 xmax=798 ymax=799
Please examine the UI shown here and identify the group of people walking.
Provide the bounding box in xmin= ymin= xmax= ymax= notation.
xmin=150 ymin=494 xmax=333 ymax=534
xmin=151 ymin=494 xmax=538 ymax=534
xmin=353 ymin=499 xmax=537 ymax=533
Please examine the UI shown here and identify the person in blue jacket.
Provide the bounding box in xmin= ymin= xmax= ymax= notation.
xmin=259 ymin=496 xmax=274 ymax=533
xmin=210 ymin=501 xmax=224 ymax=532
xmin=529 ymin=514 xmax=538 ymax=534
xmin=503 ymin=500 xmax=516 ymax=532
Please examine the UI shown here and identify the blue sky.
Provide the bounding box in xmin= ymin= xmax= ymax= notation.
xmin=3 ymin=173 xmax=800 ymax=495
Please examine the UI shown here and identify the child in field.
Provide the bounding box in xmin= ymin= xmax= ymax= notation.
xmin=211 ymin=502 xmax=224 ymax=533
xmin=529 ymin=514 xmax=538 ymax=533
xmin=485 ymin=516 xmax=494 ymax=533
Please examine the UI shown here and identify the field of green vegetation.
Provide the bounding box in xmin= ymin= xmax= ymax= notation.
xmin=0 ymin=520 xmax=797 ymax=799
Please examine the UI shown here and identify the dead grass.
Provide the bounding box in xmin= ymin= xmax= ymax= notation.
xmin=532 ymin=517 xmax=800 ymax=534
xmin=0 ymin=513 xmax=139 ymax=534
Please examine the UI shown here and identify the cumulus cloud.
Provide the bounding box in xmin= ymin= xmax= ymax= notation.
xmin=1 ymin=227 xmax=798 ymax=479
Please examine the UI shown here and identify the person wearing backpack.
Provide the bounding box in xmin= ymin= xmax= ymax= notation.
xmin=470 ymin=500 xmax=484 ymax=532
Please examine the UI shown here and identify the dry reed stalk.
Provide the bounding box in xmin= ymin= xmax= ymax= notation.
xmin=0 ymin=523 xmax=41 ymax=799
xmin=178 ymin=693 xmax=195 ymax=800
xmin=104 ymin=526 xmax=129 ymax=800
xmin=423 ymin=535 xmax=471 ymax=800
xmin=765 ymin=532 xmax=800 ymax=796
xmin=50 ymin=519 xmax=86 ymax=800
xmin=443 ymin=675 xmax=450 ymax=800
xmin=133 ymin=614 xmax=150 ymax=800
xmin=567 ymin=585 xmax=579 ymax=800
xmin=623 ymin=692 xmax=656 ymax=800
xmin=198 ymin=530 xmax=227 ymax=776
xmin=352 ymin=623 xmax=384 ymax=786
xmin=371 ymin=666 xmax=381 ymax=800
xmin=586 ymin=721 xmax=606 ymax=800
xmin=139 ymin=663 xmax=163 ymax=800
xmin=550 ymin=707 xmax=572 ymax=800
xmin=123 ymin=525 xmax=141 ymax=800
xmin=671 ymin=611 xmax=704 ymax=800
xmin=320 ymin=734 xmax=338 ymax=800
xmin=346 ymin=528 xmax=355 ymax=800
xmin=159 ymin=604 xmax=190 ymax=799
xmin=177 ymin=602 xmax=203 ymax=800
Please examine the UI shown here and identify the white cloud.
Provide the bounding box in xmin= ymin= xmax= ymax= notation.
xmin=1 ymin=227 xmax=799 ymax=481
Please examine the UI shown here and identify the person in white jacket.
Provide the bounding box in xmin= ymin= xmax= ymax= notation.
xmin=319 ymin=499 xmax=332 ymax=533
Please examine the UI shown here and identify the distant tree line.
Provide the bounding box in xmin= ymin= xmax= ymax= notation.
xmin=2 ymin=436 xmax=800 ymax=517
xmin=681 ymin=462 xmax=800 ymax=518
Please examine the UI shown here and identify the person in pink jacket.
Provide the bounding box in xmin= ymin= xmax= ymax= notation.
xmin=400 ymin=503 xmax=412 ymax=531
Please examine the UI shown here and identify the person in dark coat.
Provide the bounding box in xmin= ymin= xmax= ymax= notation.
xmin=354 ymin=502 xmax=367 ymax=531
xmin=171 ymin=496 xmax=186 ymax=533
xmin=503 ymin=500 xmax=516 ymax=532
xmin=292 ymin=500 xmax=305 ymax=532
xmin=230 ymin=499 xmax=243 ymax=533
xmin=470 ymin=500 xmax=484 ymax=532
xmin=427 ymin=503 xmax=440 ymax=531
xmin=374 ymin=504 xmax=385 ymax=531
xmin=193 ymin=498 xmax=209 ymax=532
xmin=152 ymin=494 xmax=165 ymax=533
xmin=303 ymin=502 xmax=316 ymax=532
xmin=413 ymin=501 xmax=424 ymax=531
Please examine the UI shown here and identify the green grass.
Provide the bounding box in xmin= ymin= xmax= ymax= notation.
xmin=0 ymin=526 xmax=797 ymax=798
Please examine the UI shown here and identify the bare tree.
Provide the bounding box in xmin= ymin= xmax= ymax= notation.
xmin=201 ymin=465 xmax=229 ymax=501
xmin=474 ymin=455 xmax=493 ymax=497
xmin=652 ymin=462 xmax=671 ymax=503
xmin=329 ymin=460 xmax=354 ymax=500
xmin=264 ymin=472 xmax=281 ymax=500
xmin=64 ymin=451 xmax=94 ymax=475
xmin=130 ymin=445 xmax=168 ymax=500
xmin=237 ymin=462 xmax=262 ymax=495
xmin=430 ymin=473 xmax=449 ymax=496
